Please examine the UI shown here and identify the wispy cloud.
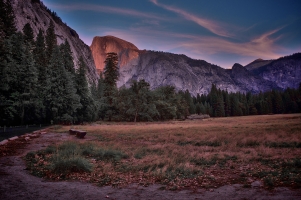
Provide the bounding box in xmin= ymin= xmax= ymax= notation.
xmin=150 ymin=0 xmax=234 ymax=38
xmin=179 ymin=28 xmax=284 ymax=59
xmin=47 ymin=3 xmax=167 ymax=21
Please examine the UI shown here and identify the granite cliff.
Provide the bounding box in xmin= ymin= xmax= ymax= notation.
xmin=245 ymin=53 xmax=301 ymax=90
xmin=90 ymin=35 xmax=140 ymax=74
xmin=11 ymin=0 xmax=98 ymax=84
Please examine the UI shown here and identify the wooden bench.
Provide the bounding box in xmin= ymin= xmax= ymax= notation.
xmin=69 ymin=129 xmax=77 ymax=135
xmin=69 ymin=129 xmax=87 ymax=138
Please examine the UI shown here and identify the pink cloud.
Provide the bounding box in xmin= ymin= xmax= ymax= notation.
xmin=179 ymin=28 xmax=285 ymax=59
xmin=150 ymin=0 xmax=235 ymax=38
xmin=47 ymin=3 xmax=167 ymax=21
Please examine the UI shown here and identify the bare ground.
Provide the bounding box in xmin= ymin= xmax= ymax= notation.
xmin=0 ymin=131 xmax=301 ymax=200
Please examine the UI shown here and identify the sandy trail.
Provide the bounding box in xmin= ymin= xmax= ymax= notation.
xmin=0 ymin=132 xmax=300 ymax=200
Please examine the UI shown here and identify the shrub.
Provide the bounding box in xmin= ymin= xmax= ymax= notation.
xmin=51 ymin=156 xmax=92 ymax=174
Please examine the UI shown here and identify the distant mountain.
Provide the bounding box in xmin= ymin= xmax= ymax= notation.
xmin=245 ymin=53 xmax=301 ymax=90
xmin=11 ymin=0 xmax=98 ymax=84
xmin=90 ymin=35 xmax=139 ymax=74
xmin=91 ymin=36 xmax=297 ymax=95
xmin=245 ymin=58 xmax=273 ymax=71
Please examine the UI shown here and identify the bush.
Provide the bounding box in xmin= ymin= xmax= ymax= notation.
xmin=51 ymin=156 xmax=92 ymax=174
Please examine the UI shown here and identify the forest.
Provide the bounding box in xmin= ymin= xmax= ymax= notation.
xmin=0 ymin=0 xmax=301 ymax=126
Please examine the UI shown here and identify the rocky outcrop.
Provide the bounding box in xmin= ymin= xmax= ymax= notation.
xmin=245 ymin=58 xmax=273 ymax=71
xmin=90 ymin=36 xmax=139 ymax=74
xmin=247 ymin=53 xmax=301 ymax=90
xmin=230 ymin=63 xmax=280 ymax=93
xmin=11 ymin=0 xmax=98 ymax=84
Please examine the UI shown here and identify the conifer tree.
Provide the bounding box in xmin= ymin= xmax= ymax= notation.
xmin=33 ymin=29 xmax=49 ymax=122
xmin=22 ymin=23 xmax=34 ymax=46
xmin=75 ymin=57 xmax=95 ymax=122
xmin=45 ymin=20 xmax=57 ymax=63
xmin=0 ymin=0 xmax=16 ymax=38
xmin=103 ymin=52 xmax=119 ymax=97
xmin=103 ymin=52 xmax=119 ymax=121
xmin=60 ymin=40 xmax=75 ymax=74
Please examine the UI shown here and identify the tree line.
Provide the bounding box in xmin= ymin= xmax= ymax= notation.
xmin=186 ymin=84 xmax=301 ymax=117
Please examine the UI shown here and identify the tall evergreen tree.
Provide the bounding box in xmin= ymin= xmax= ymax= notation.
xmin=33 ymin=29 xmax=49 ymax=122
xmin=47 ymin=46 xmax=81 ymax=123
xmin=0 ymin=0 xmax=17 ymax=125
xmin=60 ymin=39 xmax=75 ymax=74
xmin=45 ymin=20 xmax=57 ymax=63
xmin=103 ymin=52 xmax=119 ymax=121
xmin=0 ymin=0 xmax=16 ymax=38
xmin=103 ymin=52 xmax=119 ymax=97
xmin=75 ymin=57 xmax=95 ymax=123
xmin=22 ymin=23 xmax=34 ymax=46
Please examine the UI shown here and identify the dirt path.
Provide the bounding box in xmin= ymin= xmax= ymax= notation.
xmin=0 ymin=132 xmax=300 ymax=200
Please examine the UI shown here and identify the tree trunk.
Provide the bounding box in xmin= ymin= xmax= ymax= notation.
xmin=134 ymin=110 xmax=138 ymax=123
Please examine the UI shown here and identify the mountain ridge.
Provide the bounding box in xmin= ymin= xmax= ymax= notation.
xmin=91 ymin=35 xmax=300 ymax=95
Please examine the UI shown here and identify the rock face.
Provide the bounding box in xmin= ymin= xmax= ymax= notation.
xmin=245 ymin=53 xmax=301 ymax=90
xmin=245 ymin=59 xmax=273 ymax=71
xmin=230 ymin=63 xmax=280 ymax=93
xmin=11 ymin=0 xmax=98 ymax=84
xmin=91 ymin=36 xmax=301 ymax=96
xmin=118 ymin=51 xmax=278 ymax=96
xmin=90 ymin=36 xmax=139 ymax=74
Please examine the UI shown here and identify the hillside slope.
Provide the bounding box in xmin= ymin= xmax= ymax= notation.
xmin=11 ymin=0 xmax=98 ymax=84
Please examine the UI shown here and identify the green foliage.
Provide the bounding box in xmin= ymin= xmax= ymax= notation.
xmin=22 ymin=23 xmax=34 ymax=45
xmin=75 ymin=57 xmax=96 ymax=123
xmin=0 ymin=0 xmax=16 ymax=38
xmin=25 ymin=142 xmax=130 ymax=177
xmin=45 ymin=20 xmax=56 ymax=63
xmin=52 ymin=156 xmax=92 ymax=174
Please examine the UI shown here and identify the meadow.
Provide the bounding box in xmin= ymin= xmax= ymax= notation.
xmin=25 ymin=114 xmax=301 ymax=190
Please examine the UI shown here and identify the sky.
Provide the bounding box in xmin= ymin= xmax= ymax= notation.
xmin=42 ymin=0 xmax=301 ymax=68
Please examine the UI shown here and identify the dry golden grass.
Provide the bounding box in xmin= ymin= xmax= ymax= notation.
xmin=32 ymin=114 xmax=301 ymax=189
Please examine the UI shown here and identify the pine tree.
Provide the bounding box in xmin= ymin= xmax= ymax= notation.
xmin=214 ymin=95 xmax=225 ymax=117
xmin=272 ymin=90 xmax=283 ymax=114
xmin=60 ymin=39 xmax=75 ymax=74
xmin=195 ymin=103 xmax=201 ymax=115
xmin=0 ymin=0 xmax=17 ymax=38
xmin=0 ymin=0 xmax=18 ymax=125
xmin=19 ymin=42 xmax=38 ymax=124
xmin=103 ymin=52 xmax=119 ymax=121
xmin=46 ymin=46 xmax=81 ymax=123
xmin=45 ymin=20 xmax=57 ymax=63
xmin=103 ymin=52 xmax=119 ymax=97
xmin=22 ymin=23 xmax=34 ymax=46
xmin=75 ymin=57 xmax=95 ymax=123
xmin=33 ymin=29 xmax=49 ymax=123
xmin=97 ymin=72 xmax=104 ymax=99
xmin=230 ymin=94 xmax=242 ymax=116
xmin=223 ymin=91 xmax=231 ymax=117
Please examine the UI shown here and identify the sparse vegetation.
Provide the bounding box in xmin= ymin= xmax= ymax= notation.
xmin=25 ymin=114 xmax=301 ymax=189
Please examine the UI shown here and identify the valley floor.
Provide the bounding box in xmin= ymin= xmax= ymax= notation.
xmin=0 ymin=114 xmax=301 ymax=199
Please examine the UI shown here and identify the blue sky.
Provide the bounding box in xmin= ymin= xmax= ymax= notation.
xmin=42 ymin=0 xmax=301 ymax=68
